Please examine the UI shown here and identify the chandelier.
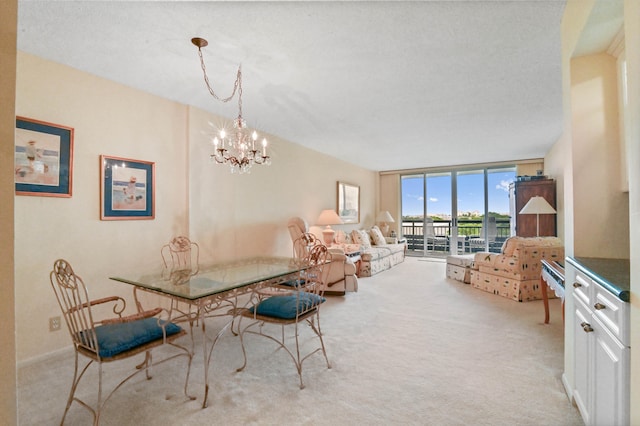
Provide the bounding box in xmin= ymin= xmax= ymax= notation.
xmin=191 ymin=37 xmax=271 ymax=174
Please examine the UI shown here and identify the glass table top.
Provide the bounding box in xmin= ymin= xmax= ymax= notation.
xmin=110 ymin=256 xmax=305 ymax=300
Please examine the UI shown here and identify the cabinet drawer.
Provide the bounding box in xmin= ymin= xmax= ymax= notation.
xmin=593 ymin=286 xmax=630 ymax=347
xmin=572 ymin=271 xmax=592 ymax=306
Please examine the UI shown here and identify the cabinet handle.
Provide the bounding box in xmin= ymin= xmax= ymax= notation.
xmin=573 ymin=282 xmax=582 ymax=288
xmin=594 ymin=302 xmax=606 ymax=310
xmin=580 ymin=322 xmax=594 ymax=333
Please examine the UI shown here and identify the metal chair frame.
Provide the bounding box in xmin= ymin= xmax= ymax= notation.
xmin=236 ymin=239 xmax=332 ymax=389
xmin=161 ymin=236 xmax=200 ymax=281
xmin=49 ymin=259 xmax=193 ymax=425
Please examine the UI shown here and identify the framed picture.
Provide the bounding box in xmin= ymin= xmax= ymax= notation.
xmin=337 ymin=181 xmax=360 ymax=224
xmin=100 ymin=155 xmax=155 ymax=220
xmin=15 ymin=116 xmax=74 ymax=197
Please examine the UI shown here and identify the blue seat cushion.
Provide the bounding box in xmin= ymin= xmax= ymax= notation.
xmin=251 ymin=292 xmax=325 ymax=320
xmin=80 ymin=317 xmax=182 ymax=358
xmin=280 ymin=278 xmax=306 ymax=287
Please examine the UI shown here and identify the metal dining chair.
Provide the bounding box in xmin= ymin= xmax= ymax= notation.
xmin=49 ymin=259 xmax=193 ymax=425
xmin=235 ymin=241 xmax=333 ymax=389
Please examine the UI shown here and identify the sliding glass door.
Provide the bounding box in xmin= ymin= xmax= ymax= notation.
xmin=401 ymin=166 xmax=515 ymax=257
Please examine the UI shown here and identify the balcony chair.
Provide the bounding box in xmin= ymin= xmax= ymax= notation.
xmin=468 ymin=216 xmax=498 ymax=252
xmin=288 ymin=216 xmax=358 ymax=294
xmin=49 ymin=259 xmax=193 ymax=425
xmin=235 ymin=240 xmax=333 ymax=389
xmin=425 ymin=217 xmax=448 ymax=252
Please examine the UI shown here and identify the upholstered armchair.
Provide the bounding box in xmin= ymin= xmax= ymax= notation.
xmin=287 ymin=217 xmax=358 ymax=295
xmin=470 ymin=236 xmax=564 ymax=302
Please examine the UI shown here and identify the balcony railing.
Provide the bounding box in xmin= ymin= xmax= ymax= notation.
xmin=401 ymin=218 xmax=512 ymax=253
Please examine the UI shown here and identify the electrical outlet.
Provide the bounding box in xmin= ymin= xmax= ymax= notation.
xmin=49 ymin=316 xmax=61 ymax=332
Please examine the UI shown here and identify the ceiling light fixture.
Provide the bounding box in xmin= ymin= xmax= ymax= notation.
xmin=191 ymin=37 xmax=270 ymax=174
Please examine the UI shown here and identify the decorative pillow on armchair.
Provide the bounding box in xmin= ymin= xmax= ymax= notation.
xmin=351 ymin=230 xmax=372 ymax=249
xmin=369 ymin=226 xmax=387 ymax=246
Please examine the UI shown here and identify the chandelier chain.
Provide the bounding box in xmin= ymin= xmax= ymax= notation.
xmin=197 ymin=47 xmax=241 ymax=107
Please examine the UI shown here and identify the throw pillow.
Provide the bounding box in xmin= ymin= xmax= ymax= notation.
xmin=369 ymin=226 xmax=386 ymax=246
xmin=351 ymin=230 xmax=372 ymax=249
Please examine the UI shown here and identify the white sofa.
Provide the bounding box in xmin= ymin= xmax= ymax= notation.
xmin=339 ymin=226 xmax=406 ymax=277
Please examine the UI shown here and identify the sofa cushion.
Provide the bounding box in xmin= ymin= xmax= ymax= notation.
xmin=361 ymin=246 xmax=392 ymax=262
xmin=369 ymin=226 xmax=387 ymax=246
xmin=351 ymin=230 xmax=372 ymax=249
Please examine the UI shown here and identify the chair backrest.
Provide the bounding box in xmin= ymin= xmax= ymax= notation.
xmin=425 ymin=217 xmax=437 ymax=238
xmin=304 ymin=243 xmax=332 ymax=297
xmin=161 ymin=236 xmax=199 ymax=275
xmin=292 ymin=232 xmax=322 ymax=262
xmin=288 ymin=217 xmax=309 ymax=245
xmin=481 ymin=216 xmax=498 ymax=241
xmin=50 ymin=259 xmax=100 ymax=356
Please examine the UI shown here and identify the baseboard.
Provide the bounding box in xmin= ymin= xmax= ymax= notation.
xmin=561 ymin=372 xmax=573 ymax=403
xmin=18 ymin=345 xmax=73 ymax=369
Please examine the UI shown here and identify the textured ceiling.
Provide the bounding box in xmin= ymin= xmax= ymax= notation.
xmin=17 ymin=1 xmax=570 ymax=172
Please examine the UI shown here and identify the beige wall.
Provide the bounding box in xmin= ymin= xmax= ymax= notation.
xmin=571 ymin=53 xmax=629 ymax=258
xmin=14 ymin=52 xmax=376 ymax=363
xmin=0 ymin=0 xmax=17 ymax=422
xmin=187 ymin=105 xmax=377 ymax=261
xmin=378 ymin=174 xmax=400 ymax=236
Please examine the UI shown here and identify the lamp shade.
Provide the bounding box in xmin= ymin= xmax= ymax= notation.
xmin=376 ymin=211 xmax=395 ymax=223
xmin=317 ymin=209 xmax=344 ymax=226
xmin=519 ymin=196 xmax=556 ymax=214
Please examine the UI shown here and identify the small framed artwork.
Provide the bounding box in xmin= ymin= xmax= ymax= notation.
xmin=100 ymin=155 xmax=155 ymax=220
xmin=15 ymin=116 xmax=74 ymax=197
xmin=337 ymin=181 xmax=360 ymax=224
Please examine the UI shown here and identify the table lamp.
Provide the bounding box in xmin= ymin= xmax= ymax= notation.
xmin=519 ymin=196 xmax=556 ymax=236
xmin=317 ymin=209 xmax=344 ymax=245
xmin=376 ymin=211 xmax=395 ymax=236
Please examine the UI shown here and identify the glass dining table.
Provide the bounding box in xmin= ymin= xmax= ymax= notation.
xmin=110 ymin=256 xmax=309 ymax=408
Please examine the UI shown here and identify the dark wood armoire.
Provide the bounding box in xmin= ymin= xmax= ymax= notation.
xmin=509 ymin=179 xmax=557 ymax=237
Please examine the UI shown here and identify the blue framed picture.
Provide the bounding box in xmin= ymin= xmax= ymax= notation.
xmin=15 ymin=116 xmax=74 ymax=197
xmin=100 ymin=155 xmax=155 ymax=220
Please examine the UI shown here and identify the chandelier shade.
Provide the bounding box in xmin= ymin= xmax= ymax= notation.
xmin=191 ymin=37 xmax=270 ymax=174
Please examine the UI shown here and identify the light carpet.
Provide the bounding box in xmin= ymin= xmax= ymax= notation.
xmin=18 ymin=257 xmax=583 ymax=425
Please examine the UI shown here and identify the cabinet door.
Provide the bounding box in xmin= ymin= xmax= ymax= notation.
xmin=591 ymin=314 xmax=630 ymax=426
xmin=573 ymin=294 xmax=592 ymax=424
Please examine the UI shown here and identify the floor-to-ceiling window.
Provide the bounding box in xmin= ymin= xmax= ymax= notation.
xmin=401 ymin=166 xmax=516 ymax=257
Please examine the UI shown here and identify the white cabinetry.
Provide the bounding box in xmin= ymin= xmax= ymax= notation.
xmin=570 ymin=267 xmax=630 ymax=426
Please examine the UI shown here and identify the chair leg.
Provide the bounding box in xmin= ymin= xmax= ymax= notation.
xmin=294 ymin=321 xmax=304 ymax=389
xmin=60 ymin=351 xmax=80 ymax=425
xmin=94 ymin=363 xmax=104 ymax=426
xmin=312 ymin=313 xmax=331 ymax=370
